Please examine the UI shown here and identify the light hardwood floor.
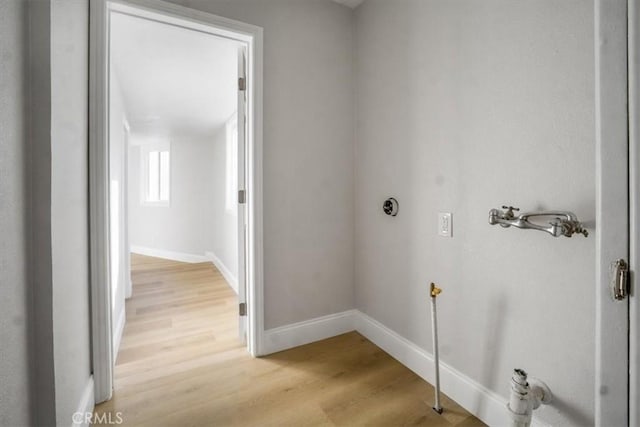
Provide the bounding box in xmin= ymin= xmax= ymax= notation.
xmin=94 ymin=254 xmax=484 ymax=426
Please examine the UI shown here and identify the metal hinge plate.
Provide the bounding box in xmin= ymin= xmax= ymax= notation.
xmin=611 ymin=259 xmax=629 ymax=301
xmin=238 ymin=77 xmax=246 ymax=91
xmin=239 ymin=302 xmax=247 ymax=316
xmin=238 ymin=190 xmax=246 ymax=204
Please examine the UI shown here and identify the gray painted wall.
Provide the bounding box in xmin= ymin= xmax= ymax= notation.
xmin=167 ymin=0 xmax=356 ymax=329
xmin=1 ymin=0 xmax=63 ymax=424
xmin=354 ymin=1 xmax=595 ymax=425
xmin=29 ymin=0 xmax=57 ymax=423
xmin=51 ymin=0 xmax=92 ymax=425
xmin=0 ymin=1 xmax=33 ymax=425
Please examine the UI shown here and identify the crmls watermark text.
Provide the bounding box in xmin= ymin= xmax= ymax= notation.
xmin=72 ymin=412 xmax=124 ymax=425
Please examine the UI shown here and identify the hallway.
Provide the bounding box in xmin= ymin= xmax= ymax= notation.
xmin=94 ymin=255 xmax=483 ymax=426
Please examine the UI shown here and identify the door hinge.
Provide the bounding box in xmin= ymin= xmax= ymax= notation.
xmin=239 ymin=302 xmax=247 ymax=316
xmin=611 ymin=259 xmax=629 ymax=301
xmin=238 ymin=189 xmax=246 ymax=204
xmin=238 ymin=77 xmax=246 ymax=91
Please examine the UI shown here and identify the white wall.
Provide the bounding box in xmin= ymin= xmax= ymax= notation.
xmin=128 ymin=127 xmax=240 ymax=291
xmin=51 ymin=0 xmax=93 ymax=425
xmin=129 ymin=134 xmax=217 ymax=257
xmin=354 ymin=1 xmax=595 ymax=426
xmin=166 ymin=0 xmax=356 ymax=329
xmin=128 ymin=125 xmax=239 ymax=290
xmin=0 ymin=1 xmax=33 ymax=424
xmin=109 ymin=70 xmax=129 ymax=356
xmin=210 ymin=125 xmax=239 ymax=287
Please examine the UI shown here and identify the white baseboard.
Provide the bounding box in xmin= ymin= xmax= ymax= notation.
xmin=130 ymin=245 xmax=209 ymax=263
xmin=262 ymin=309 xmax=357 ymax=355
xmin=125 ymin=279 xmax=132 ymax=299
xmin=71 ymin=376 xmax=95 ymax=427
xmin=112 ymin=307 xmax=126 ymax=362
xmin=354 ymin=311 xmax=551 ymax=427
xmin=205 ymin=251 xmax=238 ymax=293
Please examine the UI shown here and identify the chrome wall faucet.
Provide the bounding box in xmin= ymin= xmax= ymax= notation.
xmin=489 ymin=206 xmax=588 ymax=238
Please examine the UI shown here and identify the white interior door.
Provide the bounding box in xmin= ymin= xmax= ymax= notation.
xmin=237 ymin=45 xmax=248 ymax=343
xmin=630 ymin=0 xmax=640 ymax=424
xmin=595 ymin=1 xmax=629 ymax=425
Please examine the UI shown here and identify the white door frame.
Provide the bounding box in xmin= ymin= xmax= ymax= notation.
xmin=89 ymin=0 xmax=264 ymax=403
xmin=629 ymin=0 xmax=640 ymax=424
xmin=595 ymin=0 xmax=630 ymax=425
xmin=236 ymin=45 xmax=249 ymax=343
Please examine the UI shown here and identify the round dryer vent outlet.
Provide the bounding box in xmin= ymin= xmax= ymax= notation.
xmin=383 ymin=198 xmax=399 ymax=216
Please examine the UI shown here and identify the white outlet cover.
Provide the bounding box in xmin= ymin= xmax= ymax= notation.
xmin=438 ymin=212 xmax=452 ymax=237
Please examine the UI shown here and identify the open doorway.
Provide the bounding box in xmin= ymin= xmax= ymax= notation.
xmin=108 ymin=7 xmax=242 ymax=359
xmin=89 ymin=0 xmax=264 ymax=403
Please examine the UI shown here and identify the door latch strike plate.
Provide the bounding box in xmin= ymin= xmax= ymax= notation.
xmin=611 ymin=259 xmax=629 ymax=301
xmin=239 ymin=302 xmax=247 ymax=316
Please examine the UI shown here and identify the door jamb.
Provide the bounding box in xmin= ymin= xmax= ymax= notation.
xmin=89 ymin=0 xmax=264 ymax=403
xmin=89 ymin=0 xmax=113 ymax=403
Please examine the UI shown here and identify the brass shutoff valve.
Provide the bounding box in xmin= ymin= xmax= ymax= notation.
xmin=430 ymin=283 xmax=442 ymax=298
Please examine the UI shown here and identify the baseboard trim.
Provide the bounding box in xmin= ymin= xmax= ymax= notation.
xmin=354 ymin=311 xmax=551 ymax=427
xmin=112 ymin=307 xmax=126 ymax=362
xmin=125 ymin=279 xmax=132 ymax=299
xmin=130 ymin=246 xmax=209 ymax=263
xmin=262 ymin=310 xmax=357 ymax=355
xmin=72 ymin=376 xmax=95 ymax=427
xmin=205 ymin=251 xmax=238 ymax=293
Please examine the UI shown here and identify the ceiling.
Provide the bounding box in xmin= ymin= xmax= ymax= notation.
xmin=110 ymin=12 xmax=239 ymax=140
xmin=332 ymin=0 xmax=365 ymax=9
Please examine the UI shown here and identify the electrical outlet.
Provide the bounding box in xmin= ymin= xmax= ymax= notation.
xmin=438 ymin=212 xmax=452 ymax=237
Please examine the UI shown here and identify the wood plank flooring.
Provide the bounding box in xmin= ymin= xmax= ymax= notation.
xmin=94 ymin=254 xmax=484 ymax=426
